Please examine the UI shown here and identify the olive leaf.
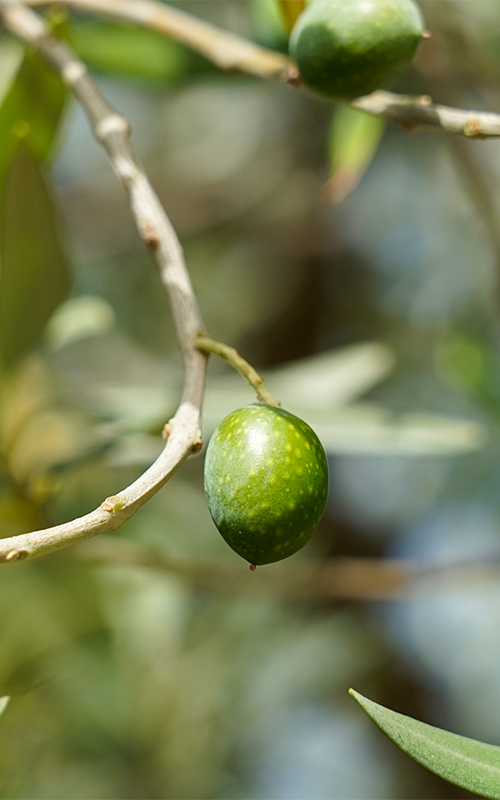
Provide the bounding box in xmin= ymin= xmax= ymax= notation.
xmin=200 ymin=344 xmax=485 ymax=456
xmin=323 ymin=106 xmax=385 ymax=204
xmin=276 ymin=0 xmax=305 ymax=34
xmin=0 ymin=142 xmax=71 ymax=368
xmin=68 ymin=20 xmax=192 ymax=82
xmin=0 ymin=697 xmax=9 ymax=718
xmin=350 ymin=689 xmax=500 ymax=799
xmin=0 ymin=40 xmax=67 ymax=183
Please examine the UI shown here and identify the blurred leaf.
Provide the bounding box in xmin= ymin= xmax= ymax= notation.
xmin=202 ymin=345 xmax=483 ymax=456
xmin=435 ymin=332 xmax=500 ymax=412
xmin=304 ymin=406 xmax=486 ymax=456
xmin=323 ymin=106 xmax=385 ymax=204
xmin=0 ymin=485 xmax=44 ymax=538
xmin=250 ymin=0 xmax=290 ymax=51
xmin=0 ymin=142 xmax=71 ymax=368
xmin=46 ymin=295 xmax=116 ymax=347
xmin=0 ymin=39 xmax=67 ymax=183
xmin=276 ymin=0 xmax=305 ymax=34
xmin=268 ymin=343 xmax=395 ymax=410
xmin=350 ymin=689 xmax=500 ymax=799
xmin=68 ymin=21 xmax=192 ymax=82
xmin=202 ymin=343 xmax=396 ymax=429
xmin=0 ymin=697 xmax=9 ymax=718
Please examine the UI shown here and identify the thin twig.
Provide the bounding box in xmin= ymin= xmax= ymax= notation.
xmin=0 ymin=0 xmax=208 ymax=563
xmin=27 ymin=0 xmax=296 ymax=81
xmin=26 ymin=0 xmax=500 ymax=139
xmin=196 ymin=336 xmax=280 ymax=408
xmin=353 ymin=91 xmax=500 ymax=140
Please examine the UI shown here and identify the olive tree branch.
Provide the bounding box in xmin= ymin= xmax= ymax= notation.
xmin=352 ymin=91 xmax=500 ymax=140
xmin=26 ymin=0 xmax=500 ymax=139
xmin=27 ymin=0 xmax=296 ymax=81
xmin=195 ymin=336 xmax=280 ymax=408
xmin=0 ymin=0 xmax=209 ymax=563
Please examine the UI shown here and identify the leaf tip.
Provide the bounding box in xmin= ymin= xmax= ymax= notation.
xmin=0 ymin=696 xmax=10 ymax=718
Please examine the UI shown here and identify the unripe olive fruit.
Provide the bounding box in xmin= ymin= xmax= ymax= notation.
xmin=289 ymin=0 xmax=425 ymax=100
xmin=204 ymin=405 xmax=329 ymax=565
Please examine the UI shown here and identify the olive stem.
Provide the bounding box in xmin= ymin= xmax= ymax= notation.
xmin=195 ymin=336 xmax=281 ymax=408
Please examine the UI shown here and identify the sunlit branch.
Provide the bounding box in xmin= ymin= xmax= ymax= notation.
xmin=26 ymin=0 xmax=500 ymax=139
xmin=27 ymin=0 xmax=296 ymax=81
xmin=0 ymin=0 xmax=208 ymax=563
xmin=353 ymin=90 xmax=500 ymax=140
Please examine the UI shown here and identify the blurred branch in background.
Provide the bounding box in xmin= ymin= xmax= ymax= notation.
xmin=0 ymin=0 xmax=207 ymax=562
xmin=25 ymin=0 xmax=500 ymax=139
xmin=75 ymin=536 xmax=500 ymax=602
xmin=448 ymin=135 xmax=500 ymax=280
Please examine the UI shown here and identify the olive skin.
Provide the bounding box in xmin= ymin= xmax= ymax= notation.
xmin=204 ymin=405 xmax=329 ymax=565
xmin=289 ymin=0 xmax=424 ymax=100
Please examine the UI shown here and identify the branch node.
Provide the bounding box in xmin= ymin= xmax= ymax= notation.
xmin=286 ymin=67 xmax=301 ymax=88
xmin=62 ymin=60 xmax=86 ymax=85
xmin=191 ymin=437 xmax=203 ymax=454
xmin=464 ymin=119 xmax=484 ymax=139
xmin=5 ymin=549 xmax=28 ymax=562
xmin=141 ymin=222 xmax=159 ymax=251
xmin=101 ymin=495 xmax=124 ymax=512
xmin=416 ymin=95 xmax=433 ymax=107
xmin=162 ymin=423 xmax=172 ymax=441
xmin=95 ymin=114 xmax=131 ymax=142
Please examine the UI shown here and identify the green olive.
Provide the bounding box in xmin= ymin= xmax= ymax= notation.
xmin=289 ymin=0 xmax=425 ymax=100
xmin=204 ymin=404 xmax=329 ymax=565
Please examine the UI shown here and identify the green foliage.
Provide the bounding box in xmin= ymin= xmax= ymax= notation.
xmin=250 ymin=0 xmax=289 ymax=52
xmin=204 ymin=405 xmax=329 ymax=565
xmin=68 ymin=21 xmax=199 ymax=82
xmin=350 ymin=690 xmax=500 ymax=799
xmin=276 ymin=0 xmax=305 ymax=35
xmin=0 ymin=34 xmax=70 ymax=370
xmin=0 ymin=142 xmax=71 ymax=368
xmin=0 ymin=697 xmax=9 ymax=719
xmin=0 ymin=40 xmax=67 ymax=182
xmin=289 ymin=0 xmax=424 ymax=99
xmin=324 ymin=105 xmax=385 ymax=203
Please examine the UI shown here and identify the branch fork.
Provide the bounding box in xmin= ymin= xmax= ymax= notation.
xmin=0 ymin=0 xmax=498 ymax=565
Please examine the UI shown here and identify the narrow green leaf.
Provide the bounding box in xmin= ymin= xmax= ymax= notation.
xmin=323 ymin=106 xmax=385 ymax=204
xmin=350 ymin=689 xmax=500 ymax=799
xmin=250 ymin=0 xmax=289 ymax=52
xmin=0 ymin=142 xmax=71 ymax=368
xmin=276 ymin=0 xmax=305 ymax=34
xmin=68 ymin=21 xmax=191 ymax=82
xmin=0 ymin=38 xmax=67 ymax=183
xmin=0 ymin=696 xmax=9 ymax=718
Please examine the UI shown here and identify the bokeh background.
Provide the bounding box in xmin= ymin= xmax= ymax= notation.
xmin=2 ymin=1 xmax=500 ymax=797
